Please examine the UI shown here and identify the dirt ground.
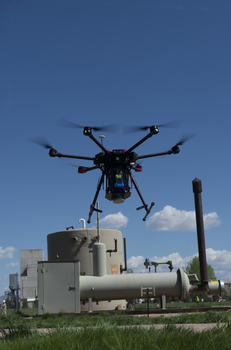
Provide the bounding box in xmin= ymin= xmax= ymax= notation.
xmin=35 ymin=322 xmax=227 ymax=333
xmin=129 ymin=311 xmax=228 ymax=332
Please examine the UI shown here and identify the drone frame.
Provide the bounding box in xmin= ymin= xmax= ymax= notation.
xmin=47 ymin=125 xmax=183 ymax=223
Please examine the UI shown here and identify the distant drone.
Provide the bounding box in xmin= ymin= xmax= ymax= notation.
xmin=32 ymin=120 xmax=193 ymax=223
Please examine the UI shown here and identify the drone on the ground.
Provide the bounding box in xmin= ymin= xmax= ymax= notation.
xmin=33 ymin=120 xmax=192 ymax=223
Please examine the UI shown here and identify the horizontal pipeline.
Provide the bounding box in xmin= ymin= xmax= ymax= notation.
xmin=80 ymin=268 xmax=190 ymax=301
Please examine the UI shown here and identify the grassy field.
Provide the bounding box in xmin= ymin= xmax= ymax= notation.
xmin=1 ymin=325 xmax=231 ymax=350
xmin=1 ymin=303 xmax=231 ymax=349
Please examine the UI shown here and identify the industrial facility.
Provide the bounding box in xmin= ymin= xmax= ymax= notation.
xmin=14 ymin=178 xmax=225 ymax=314
xmin=37 ymin=179 xmax=224 ymax=314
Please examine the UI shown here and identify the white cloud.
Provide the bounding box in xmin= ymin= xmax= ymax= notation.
xmin=127 ymin=248 xmax=231 ymax=280
xmin=203 ymin=213 xmax=221 ymax=230
xmin=0 ymin=246 xmax=16 ymax=260
xmin=206 ymin=248 xmax=231 ymax=279
xmin=146 ymin=205 xmax=221 ymax=231
xmin=5 ymin=262 xmax=19 ymax=268
xmin=99 ymin=212 xmax=128 ymax=229
xmin=127 ymin=256 xmax=144 ymax=269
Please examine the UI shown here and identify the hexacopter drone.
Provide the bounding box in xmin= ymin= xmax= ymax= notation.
xmin=33 ymin=120 xmax=192 ymax=223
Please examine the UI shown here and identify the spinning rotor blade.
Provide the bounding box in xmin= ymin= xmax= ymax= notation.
xmin=123 ymin=120 xmax=182 ymax=134
xmin=174 ymin=133 xmax=195 ymax=147
xmin=57 ymin=118 xmax=83 ymax=129
xmin=170 ymin=133 xmax=196 ymax=154
xmin=65 ymin=162 xmax=81 ymax=168
xmin=29 ymin=136 xmax=53 ymax=149
xmin=29 ymin=136 xmax=96 ymax=160
xmin=58 ymin=118 xmax=120 ymax=133
xmin=65 ymin=162 xmax=98 ymax=168
xmin=136 ymin=133 xmax=195 ymax=159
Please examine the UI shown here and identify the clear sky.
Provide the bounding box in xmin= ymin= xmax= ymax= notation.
xmin=1 ymin=0 xmax=231 ymax=295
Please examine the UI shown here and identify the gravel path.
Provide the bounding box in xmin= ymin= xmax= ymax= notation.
xmin=0 ymin=323 xmax=226 ymax=337
xmin=33 ymin=323 xmax=227 ymax=334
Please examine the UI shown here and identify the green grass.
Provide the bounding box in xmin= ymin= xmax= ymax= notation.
xmin=1 ymin=305 xmax=231 ymax=349
xmin=1 ymin=307 xmax=231 ymax=329
xmin=1 ymin=324 xmax=231 ymax=350
xmin=133 ymin=300 xmax=231 ymax=309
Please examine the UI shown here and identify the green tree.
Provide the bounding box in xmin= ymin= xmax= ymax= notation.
xmin=5 ymin=298 xmax=11 ymax=309
xmin=185 ymin=256 xmax=216 ymax=282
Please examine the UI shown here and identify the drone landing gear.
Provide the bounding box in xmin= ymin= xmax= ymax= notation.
xmin=130 ymin=173 xmax=155 ymax=221
xmin=87 ymin=172 xmax=104 ymax=224
xmin=137 ymin=202 xmax=155 ymax=221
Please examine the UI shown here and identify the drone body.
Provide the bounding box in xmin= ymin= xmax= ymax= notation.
xmin=33 ymin=122 xmax=192 ymax=223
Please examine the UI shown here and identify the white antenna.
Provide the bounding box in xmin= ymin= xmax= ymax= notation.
xmin=98 ymin=135 xmax=105 ymax=146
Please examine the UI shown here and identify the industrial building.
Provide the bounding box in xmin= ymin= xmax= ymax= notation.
xmin=20 ymin=249 xmax=44 ymax=308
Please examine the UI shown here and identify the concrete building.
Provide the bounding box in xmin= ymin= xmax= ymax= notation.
xmin=20 ymin=249 xmax=44 ymax=307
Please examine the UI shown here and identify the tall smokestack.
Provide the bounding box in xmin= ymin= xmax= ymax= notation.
xmin=192 ymin=178 xmax=208 ymax=286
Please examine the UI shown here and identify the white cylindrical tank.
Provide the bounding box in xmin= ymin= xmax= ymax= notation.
xmin=93 ymin=242 xmax=107 ymax=276
xmin=47 ymin=228 xmax=123 ymax=276
xmin=47 ymin=228 xmax=126 ymax=311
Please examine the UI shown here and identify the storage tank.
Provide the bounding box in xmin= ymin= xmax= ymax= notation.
xmin=47 ymin=228 xmax=126 ymax=311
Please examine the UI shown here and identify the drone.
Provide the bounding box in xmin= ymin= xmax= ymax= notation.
xmin=33 ymin=120 xmax=193 ymax=223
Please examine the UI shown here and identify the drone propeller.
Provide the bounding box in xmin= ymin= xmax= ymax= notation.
xmin=57 ymin=118 xmax=120 ymax=133
xmin=29 ymin=136 xmax=54 ymax=149
xmin=123 ymin=120 xmax=182 ymax=134
xmin=65 ymin=162 xmax=80 ymax=168
xmin=171 ymin=133 xmax=195 ymax=154
xmin=174 ymin=133 xmax=195 ymax=147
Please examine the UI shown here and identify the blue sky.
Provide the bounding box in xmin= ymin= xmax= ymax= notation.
xmin=1 ymin=0 xmax=231 ymax=295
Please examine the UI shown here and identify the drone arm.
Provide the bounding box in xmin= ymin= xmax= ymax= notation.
xmin=77 ymin=165 xmax=100 ymax=174
xmin=136 ymin=147 xmax=179 ymax=160
xmin=87 ymin=172 xmax=105 ymax=223
xmin=83 ymin=166 xmax=99 ymax=173
xmin=49 ymin=149 xmax=95 ymax=161
xmin=59 ymin=154 xmax=95 ymax=161
xmin=125 ymin=133 xmax=153 ymax=155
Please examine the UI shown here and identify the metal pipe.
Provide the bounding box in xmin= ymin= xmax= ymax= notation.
xmin=97 ymin=202 xmax=100 ymax=241
xmin=80 ymin=268 xmax=190 ymax=301
xmin=144 ymin=259 xmax=173 ymax=272
xmin=190 ymin=280 xmax=224 ymax=295
xmin=78 ymin=219 xmax=86 ymax=228
xmin=123 ymin=238 xmax=127 ymax=272
xmin=106 ymin=239 xmax=118 ymax=255
xmin=192 ymin=178 xmax=208 ymax=287
xmin=120 ymin=238 xmax=127 ymax=273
